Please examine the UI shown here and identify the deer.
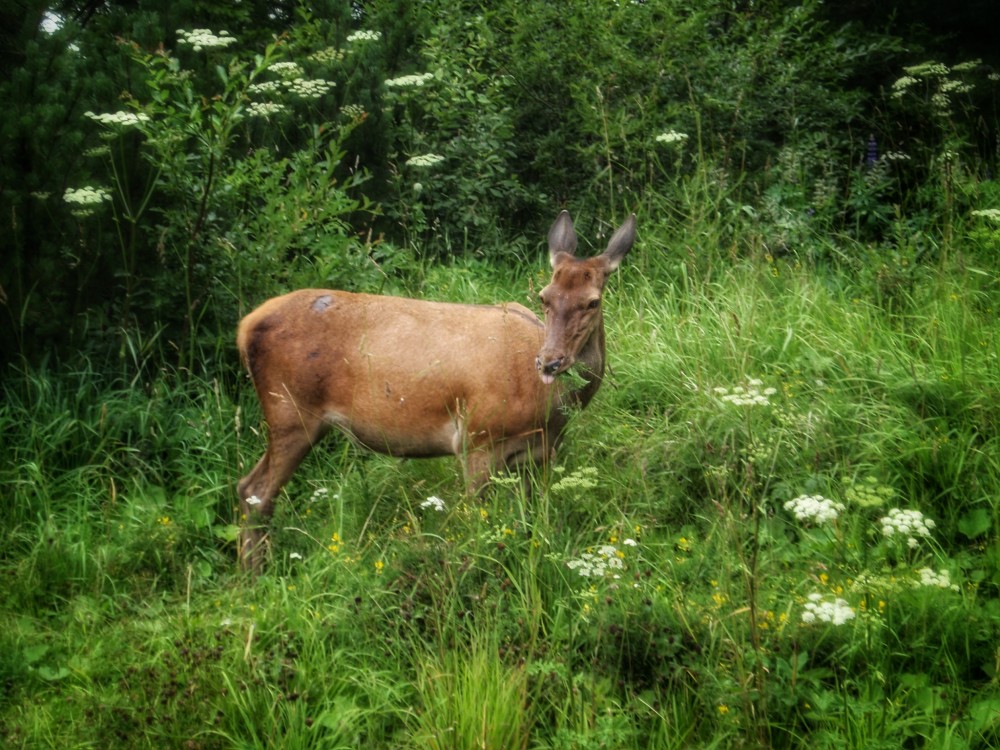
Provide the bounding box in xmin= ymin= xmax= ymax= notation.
xmin=236 ymin=210 xmax=637 ymax=569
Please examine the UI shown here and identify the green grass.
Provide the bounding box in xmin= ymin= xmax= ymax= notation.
xmin=2 ymin=250 xmax=1000 ymax=748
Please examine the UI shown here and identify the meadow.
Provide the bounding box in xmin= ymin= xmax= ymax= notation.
xmin=3 ymin=238 xmax=999 ymax=747
xmin=4 ymin=2 xmax=1000 ymax=746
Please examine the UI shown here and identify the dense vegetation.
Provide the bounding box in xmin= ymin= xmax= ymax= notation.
xmin=3 ymin=1 xmax=1000 ymax=747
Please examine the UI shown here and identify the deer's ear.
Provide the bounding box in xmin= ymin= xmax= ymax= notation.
xmin=548 ymin=210 xmax=578 ymax=263
xmin=601 ymin=214 xmax=637 ymax=271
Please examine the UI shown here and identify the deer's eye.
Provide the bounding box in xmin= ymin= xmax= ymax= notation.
xmin=587 ymin=299 xmax=600 ymax=310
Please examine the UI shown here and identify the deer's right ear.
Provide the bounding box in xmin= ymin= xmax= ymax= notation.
xmin=548 ymin=211 xmax=578 ymax=265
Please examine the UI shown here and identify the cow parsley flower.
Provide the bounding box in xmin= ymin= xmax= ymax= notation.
xmin=247 ymin=101 xmax=286 ymax=118
xmin=406 ymin=153 xmax=445 ymax=168
xmin=714 ymin=378 xmax=777 ymax=407
xmin=385 ymin=72 xmax=434 ymax=88
xmin=177 ymin=28 xmax=237 ymax=50
xmin=285 ymin=78 xmax=335 ymax=99
xmin=916 ymin=567 xmax=959 ymax=591
xmin=347 ymin=30 xmax=382 ymax=42
xmin=802 ymin=593 xmax=855 ymax=626
xmin=85 ymin=110 xmax=150 ymax=128
xmin=567 ymin=544 xmax=626 ymax=579
xmin=880 ymin=508 xmax=935 ymax=548
xmin=655 ymin=130 xmax=689 ymax=145
xmin=269 ymin=61 xmax=304 ymax=79
xmin=64 ymin=186 xmax=112 ymax=205
xmin=784 ymin=494 xmax=844 ymax=525
xmin=420 ymin=496 xmax=446 ymax=512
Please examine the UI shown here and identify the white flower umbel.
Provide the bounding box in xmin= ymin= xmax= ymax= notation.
xmin=784 ymin=494 xmax=844 ymax=525
xmin=916 ymin=568 xmax=959 ymax=591
xmin=714 ymin=378 xmax=778 ymax=407
xmin=406 ymin=153 xmax=445 ymax=168
xmin=420 ymin=496 xmax=446 ymax=512
xmin=245 ymin=495 xmax=263 ymax=506
xmin=802 ymin=593 xmax=855 ymax=626
xmin=285 ymin=78 xmax=335 ymax=99
xmin=177 ymin=28 xmax=237 ymax=51
xmin=655 ymin=130 xmax=689 ymax=145
xmin=85 ymin=110 xmax=150 ymax=128
xmin=247 ymin=101 xmax=286 ymax=118
xmin=269 ymin=61 xmax=304 ymax=79
xmin=64 ymin=186 xmax=112 ymax=205
xmin=880 ymin=508 xmax=935 ymax=548
xmin=567 ymin=545 xmax=626 ymax=579
xmin=347 ymin=30 xmax=382 ymax=42
xmin=385 ymin=72 xmax=434 ymax=88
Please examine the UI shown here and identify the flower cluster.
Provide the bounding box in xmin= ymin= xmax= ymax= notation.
xmin=269 ymin=61 xmax=304 ymax=79
xmin=880 ymin=508 xmax=935 ymax=548
xmin=406 ymin=153 xmax=445 ymax=168
xmin=844 ymin=476 xmax=894 ymax=508
xmin=176 ymin=28 xmax=237 ymax=51
xmin=972 ymin=208 xmax=1000 ymax=222
xmin=713 ymin=378 xmax=777 ymax=406
xmin=285 ymin=78 xmax=336 ymax=99
xmin=655 ymin=130 xmax=689 ymax=145
xmin=247 ymin=101 xmax=286 ymax=118
xmin=916 ymin=567 xmax=959 ymax=591
xmin=420 ymin=496 xmax=446 ymax=512
xmin=347 ymin=30 xmax=382 ymax=42
xmin=567 ymin=544 xmax=627 ymax=578
xmin=341 ymin=104 xmax=366 ymax=121
xmin=64 ymin=186 xmax=111 ymax=205
xmin=802 ymin=593 xmax=855 ymax=625
xmin=85 ymin=110 xmax=149 ymax=128
xmin=784 ymin=494 xmax=844 ymax=525
xmin=551 ymin=466 xmax=599 ymax=495
xmin=311 ymin=47 xmax=346 ymax=63
xmin=386 ymin=72 xmax=434 ymax=88
xmin=248 ymin=81 xmax=284 ymax=96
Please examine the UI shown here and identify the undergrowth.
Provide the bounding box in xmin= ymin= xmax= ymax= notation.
xmin=2 ymin=252 xmax=999 ymax=748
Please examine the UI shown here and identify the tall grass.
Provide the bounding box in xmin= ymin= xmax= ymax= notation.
xmin=2 ymin=242 xmax=999 ymax=747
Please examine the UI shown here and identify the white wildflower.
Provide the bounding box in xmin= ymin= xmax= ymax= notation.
xmin=802 ymin=593 xmax=855 ymax=626
xmin=177 ymin=28 xmax=237 ymax=50
xmin=420 ymin=496 xmax=446 ymax=512
xmin=247 ymin=81 xmax=284 ymax=96
xmin=289 ymin=551 xmax=303 ymax=560
xmin=879 ymin=508 xmax=935 ymax=547
xmin=245 ymin=495 xmax=263 ymax=506
xmin=247 ymin=101 xmax=286 ymax=118
xmin=385 ymin=72 xmax=434 ymax=88
xmin=85 ymin=110 xmax=150 ymax=128
xmin=285 ymin=78 xmax=335 ymax=99
xmin=656 ymin=130 xmax=689 ymax=145
xmin=347 ymin=30 xmax=382 ymax=42
xmin=784 ymin=494 xmax=845 ymax=525
xmin=406 ymin=153 xmax=445 ymax=168
xmin=714 ymin=379 xmax=777 ymax=407
xmin=972 ymin=208 xmax=1000 ymax=222
xmin=567 ymin=544 xmax=627 ymax=579
xmin=916 ymin=567 xmax=959 ymax=591
xmin=63 ymin=186 xmax=112 ymax=205
xmin=269 ymin=61 xmax=304 ymax=79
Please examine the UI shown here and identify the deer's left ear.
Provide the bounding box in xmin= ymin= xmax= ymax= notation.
xmin=601 ymin=214 xmax=637 ymax=271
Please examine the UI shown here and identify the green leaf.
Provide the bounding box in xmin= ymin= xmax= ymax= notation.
xmin=958 ymin=509 xmax=992 ymax=539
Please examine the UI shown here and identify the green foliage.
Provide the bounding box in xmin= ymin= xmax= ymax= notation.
xmin=3 ymin=1 xmax=1000 ymax=747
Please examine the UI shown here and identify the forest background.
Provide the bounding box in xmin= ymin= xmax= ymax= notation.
xmin=3 ymin=0 xmax=1000 ymax=747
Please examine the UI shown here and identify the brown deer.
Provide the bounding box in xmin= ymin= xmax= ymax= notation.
xmin=236 ymin=211 xmax=636 ymax=568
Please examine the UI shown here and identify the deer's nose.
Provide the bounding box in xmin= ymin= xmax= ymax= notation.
xmin=539 ymin=356 xmax=564 ymax=376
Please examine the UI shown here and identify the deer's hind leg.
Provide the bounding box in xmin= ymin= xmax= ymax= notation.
xmin=238 ymin=399 xmax=328 ymax=571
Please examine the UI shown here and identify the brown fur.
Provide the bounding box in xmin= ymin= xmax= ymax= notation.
xmin=236 ymin=211 xmax=636 ymax=569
